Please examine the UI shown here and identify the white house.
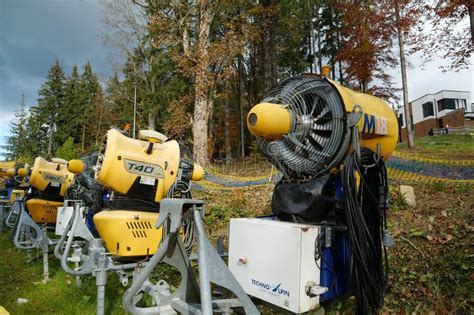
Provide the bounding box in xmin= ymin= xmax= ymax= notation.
xmin=399 ymin=90 xmax=471 ymax=128
xmin=398 ymin=90 xmax=472 ymax=141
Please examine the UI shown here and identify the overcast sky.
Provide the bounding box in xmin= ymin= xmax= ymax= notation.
xmin=0 ymin=0 xmax=473 ymax=159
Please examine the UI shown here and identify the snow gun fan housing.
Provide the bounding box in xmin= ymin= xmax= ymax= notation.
xmin=93 ymin=128 xmax=204 ymax=257
xmin=247 ymin=76 xmax=398 ymax=178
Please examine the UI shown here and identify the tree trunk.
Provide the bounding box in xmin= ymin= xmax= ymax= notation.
xmin=47 ymin=124 xmax=54 ymax=158
xmin=469 ymin=4 xmax=474 ymax=44
xmin=316 ymin=14 xmax=322 ymax=73
xmin=207 ymin=95 xmax=215 ymax=160
xmin=263 ymin=0 xmax=278 ymax=92
xmin=81 ymin=122 xmax=86 ymax=152
xmin=148 ymin=112 xmax=156 ymax=131
xmin=148 ymin=75 xmax=157 ymax=131
xmin=308 ymin=0 xmax=314 ymax=73
xmin=191 ymin=1 xmax=214 ymax=166
xmin=238 ymin=56 xmax=245 ymax=158
xmin=193 ymin=76 xmax=209 ymax=166
xmin=224 ymin=100 xmax=232 ymax=165
xmin=193 ymin=52 xmax=208 ymax=166
xmin=395 ymin=1 xmax=415 ymax=148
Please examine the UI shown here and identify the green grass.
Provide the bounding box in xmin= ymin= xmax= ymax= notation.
xmin=1 ymin=136 xmax=473 ymax=314
xmin=396 ymin=134 xmax=474 ymax=159
xmin=0 ymin=232 xmax=127 ymax=314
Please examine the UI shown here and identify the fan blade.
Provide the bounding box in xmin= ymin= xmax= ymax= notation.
xmin=314 ymin=106 xmax=331 ymax=122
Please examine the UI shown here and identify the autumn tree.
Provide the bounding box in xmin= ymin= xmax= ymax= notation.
xmin=416 ymin=0 xmax=473 ymax=69
xmin=392 ymin=0 xmax=421 ymax=148
xmin=336 ymin=2 xmax=397 ymax=96
xmin=145 ymin=0 xmax=248 ymax=166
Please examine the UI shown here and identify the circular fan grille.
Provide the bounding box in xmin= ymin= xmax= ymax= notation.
xmin=256 ymin=76 xmax=347 ymax=178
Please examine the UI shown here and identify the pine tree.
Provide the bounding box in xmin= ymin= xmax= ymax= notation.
xmin=78 ymin=62 xmax=101 ymax=151
xmin=25 ymin=109 xmax=47 ymax=159
xmin=57 ymin=65 xmax=82 ymax=146
xmin=105 ymin=74 xmax=135 ymax=129
xmin=5 ymin=95 xmax=30 ymax=160
xmin=55 ymin=137 xmax=79 ymax=161
xmin=36 ymin=60 xmax=66 ymax=157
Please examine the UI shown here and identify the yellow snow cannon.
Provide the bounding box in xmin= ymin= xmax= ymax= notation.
xmin=0 ymin=161 xmax=15 ymax=178
xmin=93 ymin=129 xmax=204 ymax=258
xmin=27 ymin=157 xmax=75 ymax=224
xmin=244 ymin=74 xmax=399 ymax=313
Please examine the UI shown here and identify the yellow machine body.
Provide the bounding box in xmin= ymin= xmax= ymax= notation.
xmin=93 ymin=210 xmax=163 ymax=257
xmin=96 ymin=129 xmax=181 ymax=203
xmin=327 ymin=79 xmax=398 ymax=160
xmin=9 ymin=189 xmax=25 ymax=204
xmin=0 ymin=161 xmax=15 ymax=178
xmin=26 ymin=199 xmax=63 ymax=224
xmin=29 ymin=157 xmax=75 ymax=197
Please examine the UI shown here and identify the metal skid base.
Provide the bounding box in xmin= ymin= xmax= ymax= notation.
xmin=122 ymin=198 xmax=259 ymax=315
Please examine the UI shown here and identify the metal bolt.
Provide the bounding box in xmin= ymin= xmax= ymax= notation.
xmin=238 ymin=257 xmax=247 ymax=264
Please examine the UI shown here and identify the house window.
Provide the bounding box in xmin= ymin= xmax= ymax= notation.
xmin=422 ymin=102 xmax=434 ymax=118
xmin=437 ymin=98 xmax=456 ymax=111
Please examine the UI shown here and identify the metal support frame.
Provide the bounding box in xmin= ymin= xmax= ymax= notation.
xmin=10 ymin=197 xmax=60 ymax=282
xmin=0 ymin=201 xmax=8 ymax=234
xmin=12 ymin=200 xmax=41 ymax=250
xmin=55 ymin=201 xmax=140 ymax=315
xmin=5 ymin=198 xmax=22 ymax=228
xmin=122 ymin=198 xmax=259 ymax=315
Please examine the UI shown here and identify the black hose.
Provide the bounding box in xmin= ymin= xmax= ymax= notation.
xmin=343 ymin=148 xmax=389 ymax=314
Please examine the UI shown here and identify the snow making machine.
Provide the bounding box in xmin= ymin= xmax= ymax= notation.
xmin=56 ymin=128 xmax=205 ymax=315
xmin=1 ymin=162 xmax=28 ymax=232
xmin=11 ymin=157 xmax=78 ymax=281
xmin=118 ymin=74 xmax=398 ymax=314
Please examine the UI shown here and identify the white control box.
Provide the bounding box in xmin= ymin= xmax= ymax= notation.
xmin=229 ymin=218 xmax=324 ymax=313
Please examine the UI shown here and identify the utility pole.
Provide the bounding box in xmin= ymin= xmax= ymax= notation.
xmin=133 ymin=82 xmax=137 ymax=139
xmin=395 ymin=1 xmax=415 ymax=148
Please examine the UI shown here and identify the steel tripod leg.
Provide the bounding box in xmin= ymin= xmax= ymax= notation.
xmin=96 ymin=255 xmax=108 ymax=315
xmin=41 ymin=226 xmax=50 ymax=282
xmin=193 ymin=209 xmax=259 ymax=315
xmin=0 ymin=205 xmax=5 ymax=234
xmin=26 ymin=226 xmax=33 ymax=262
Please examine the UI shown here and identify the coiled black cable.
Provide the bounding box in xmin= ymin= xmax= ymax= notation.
xmin=163 ymin=179 xmax=195 ymax=255
xmin=343 ymin=147 xmax=389 ymax=314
